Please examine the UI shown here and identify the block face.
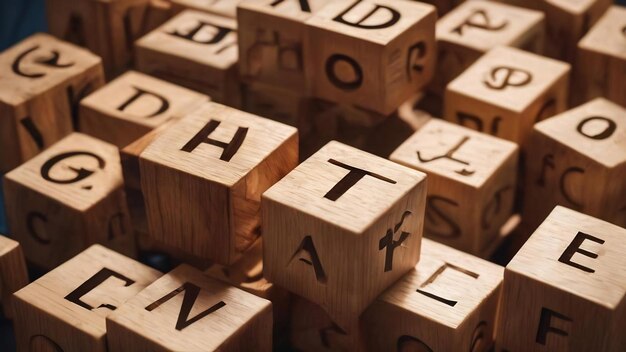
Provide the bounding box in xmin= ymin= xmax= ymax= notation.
xmin=432 ymin=0 xmax=545 ymax=94
xmin=3 ymin=133 xmax=134 ymax=269
xmin=363 ymin=238 xmax=504 ymax=351
xmin=80 ymin=71 xmax=208 ymax=148
xmin=305 ymin=0 xmax=437 ymax=114
xmin=444 ymin=46 xmax=570 ymax=145
xmin=106 ymin=264 xmax=273 ymax=352
xmin=171 ymin=0 xmax=244 ymax=18
xmin=12 ymin=245 xmax=161 ymax=352
xmin=576 ymin=6 xmax=626 ymax=107
xmin=391 ymin=119 xmax=518 ymax=256
xmin=0 ymin=235 xmax=29 ymax=318
xmin=140 ymin=102 xmax=298 ymax=264
xmin=497 ymin=206 xmax=626 ymax=351
xmin=237 ymin=0 xmax=330 ymax=91
xmin=523 ymin=98 xmax=626 ymax=231
xmin=0 ymin=33 xmax=105 ymax=173
xmin=263 ymin=141 xmax=427 ymax=329
xmin=135 ymin=10 xmax=239 ymax=104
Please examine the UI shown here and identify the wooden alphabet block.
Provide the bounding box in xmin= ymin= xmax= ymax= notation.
xmin=45 ymin=0 xmax=150 ymax=77
xmin=135 ymin=10 xmax=240 ymax=106
xmin=139 ymin=0 xmax=174 ymax=36
xmin=262 ymin=141 xmax=427 ymax=329
xmin=497 ymin=206 xmax=626 ymax=351
xmin=304 ymin=0 xmax=437 ymax=115
xmin=431 ymin=0 xmax=545 ymax=95
xmin=0 ymin=235 xmax=29 ymax=319
xmin=237 ymin=0 xmax=331 ymax=92
xmin=575 ymin=6 xmax=626 ymax=108
xmin=12 ymin=245 xmax=161 ymax=352
xmin=391 ymin=119 xmax=518 ymax=257
xmin=522 ymin=98 xmax=626 ymax=233
xmin=0 ymin=33 xmax=105 ymax=174
xmin=3 ymin=133 xmax=135 ymax=270
xmin=363 ymin=238 xmax=504 ymax=351
xmin=444 ymin=46 xmax=570 ymax=146
xmin=171 ymin=0 xmax=245 ymax=18
xmin=140 ymin=102 xmax=298 ymax=264
xmin=80 ymin=71 xmax=208 ymax=148
xmin=106 ymin=264 xmax=273 ymax=351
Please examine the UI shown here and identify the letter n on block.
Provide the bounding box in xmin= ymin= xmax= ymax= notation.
xmin=263 ymin=141 xmax=427 ymax=330
xmin=139 ymin=102 xmax=298 ymax=265
xmin=497 ymin=206 xmax=626 ymax=351
xmin=106 ymin=264 xmax=273 ymax=351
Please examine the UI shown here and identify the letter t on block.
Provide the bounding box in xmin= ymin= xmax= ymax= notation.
xmin=497 ymin=206 xmax=626 ymax=351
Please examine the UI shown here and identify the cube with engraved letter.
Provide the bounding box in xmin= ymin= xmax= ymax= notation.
xmin=3 ymin=133 xmax=135 ymax=270
xmin=522 ymin=98 xmax=626 ymax=233
xmin=12 ymin=245 xmax=161 ymax=352
xmin=0 ymin=235 xmax=29 ymax=319
xmin=106 ymin=264 xmax=273 ymax=351
xmin=431 ymin=0 xmax=545 ymax=95
xmin=575 ymin=6 xmax=626 ymax=108
xmin=237 ymin=0 xmax=330 ymax=92
xmin=391 ymin=119 xmax=518 ymax=257
xmin=263 ymin=141 xmax=427 ymax=330
xmin=139 ymin=102 xmax=298 ymax=265
xmin=363 ymin=238 xmax=503 ymax=351
xmin=80 ymin=71 xmax=208 ymax=148
xmin=135 ymin=10 xmax=240 ymax=105
xmin=0 ymin=33 xmax=104 ymax=174
xmin=304 ymin=0 xmax=436 ymax=115
xmin=444 ymin=46 xmax=570 ymax=146
xmin=497 ymin=206 xmax=626 ymax=351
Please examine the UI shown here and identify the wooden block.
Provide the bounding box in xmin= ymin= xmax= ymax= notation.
xmin=0 ymin=235 xmax=29 ymax=319
xmin=237 ymin=0 xmax=331 ymax=92
xmin=444 ymin=46 xmax=570 ymax=146
xmin=497 ymin=206 xmax=626 ymax=351
xmin=304 ymin=0 xmax=437 ymax=115
xmin=363 ymin=238 xmax=504 ymax=351
xmin=262 ymin=141 xmax=427 ymax=330
xmin=139 ymin=102 xmax=298 ymax=265
xmin=106 ymin=263 xmax=273 ymax=351
xmin=241 ymin=82 xmax=308 ymax=128
xmin=45 ymin=0 xmax=150 ymax=77
xmin=139 ymin=0 xmax=175 ymax=36
xmin=0 ymin=33 xmax=105 ymax=174
xmin=522 ymin=98 xmax=626 ymax=234
xmin=80 ymin=71 xmax=208 ymax=148
xmin=135 ymin=10 xmax=240 ymax=106
xmin=12 ymin=245 xmax=161 ymax=352
xmin=391 ymin=119 xmax=518 ymax=257
xmin=3 ymin=133 xmax=135 ymax=270
xmin=431 ymin=0 xmax=545 ymax=95
xmin=575 ymin=6 xmax=626 ymax=108
xmin=171 ymin=0 xmax=245 ymax=18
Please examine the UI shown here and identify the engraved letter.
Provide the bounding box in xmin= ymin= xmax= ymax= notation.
xmin=270 ymin=0 xmax=311 ymax=12
xmin=483 ymin=66 xmax=532 ymax=90
xmin=406 ymin=41 xmax=427 ymax=80
xmin=180 ymin=119 xmax=248 ymax=162
xmin=324 ymin=159 xmax=396 ymax=201
xmin=333 ymin=1 xmax=401 ymax=29
xmin=397 ymin=335 xmax=433 ymax=352
xmin=117 ymin=86 xmax=170 ymax=118
xmin=20 ymin=116 xmax=44 ymax=150
xmin=424 ymin=196 xmax=461 ymax=238
xmin=289 ymin=236 xmax=327 ymax=283
xmin=379 ymin=211 xmax=412 ymax=272
xmin=168 ymin=21 xmax=232 ymax=45
xmin=535 ymin=307 xmax=572 ymax=345
xmin=417 ymin=136 xmax=474 ymax=176
xmin=576 ymin=116 xmax=617 ymax=140
xmin=26 ymin=211 xmax=50 ymax=245
xmin=65 ymin=268 xmax=135 ymax=311
xmin=415 ymin=263 xmax=479 ymax=307
xmin=451 ymin=9 xmax=508 ymax=35
xmin=558 ymin=231 xmax=604 ymax=273
xmin=40 ymin=151 xmax=106 ymax=186
xmin=325 ymin=54 xmax=363 ymax=91
xmin=12 ymin=45 xmax=74 ymax=79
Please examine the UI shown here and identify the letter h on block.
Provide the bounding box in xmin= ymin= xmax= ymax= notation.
xmin=497 ymin=206 xmax=626 ymax=351
xmin=263 ymin=141 xmax=427 ymax=330
xmin=139 ymin=102 xmax=298 ymax=265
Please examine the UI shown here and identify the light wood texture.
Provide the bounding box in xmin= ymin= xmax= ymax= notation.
xmin=262 ymin=141 xmax=427 ymax=330
xmin=237 ymin=0 xmax=330 ymax=92
xmin=391 ymin=119 xmax=519 ymax=257
xmin=575 ymin=5 xmax=626 ymax=108
xmin=0 ymin=33 xmax=104 ymax=174
xmin=80 ymin=70 xmax=208 ymax=148
xmin=171 ymin=0 xmax=245 ymax=18
xmin=3 ymin=133 xmax=136 ymax=270
xmin=106 ymin=263 xmax=273 ymax=352
xmin=431 ymin=0 xmax=545 ymax=95
xmin=135 ymin=10 xmax=240 ymax=106
xmin=304 ymin=0 xmax=437 ymax=115
xmin=0 ymin=235 xmax=29 ymax=319
xmin=12 ymin=245 xmax=161 ymax=352
xmin=363 ymin=238 xmax=504 ymax=351
xmin=522 ymin=98 xmax=626 ymax=234
xmin=45 ymin=0 xmax=150 ymax=77
xmin=497 ymin=206 xmax=626 ymax=351
xmin=444 ymin=46 xmax=570 ymax=146
xmin=139 ymin=102 xmax=298 ymax=265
